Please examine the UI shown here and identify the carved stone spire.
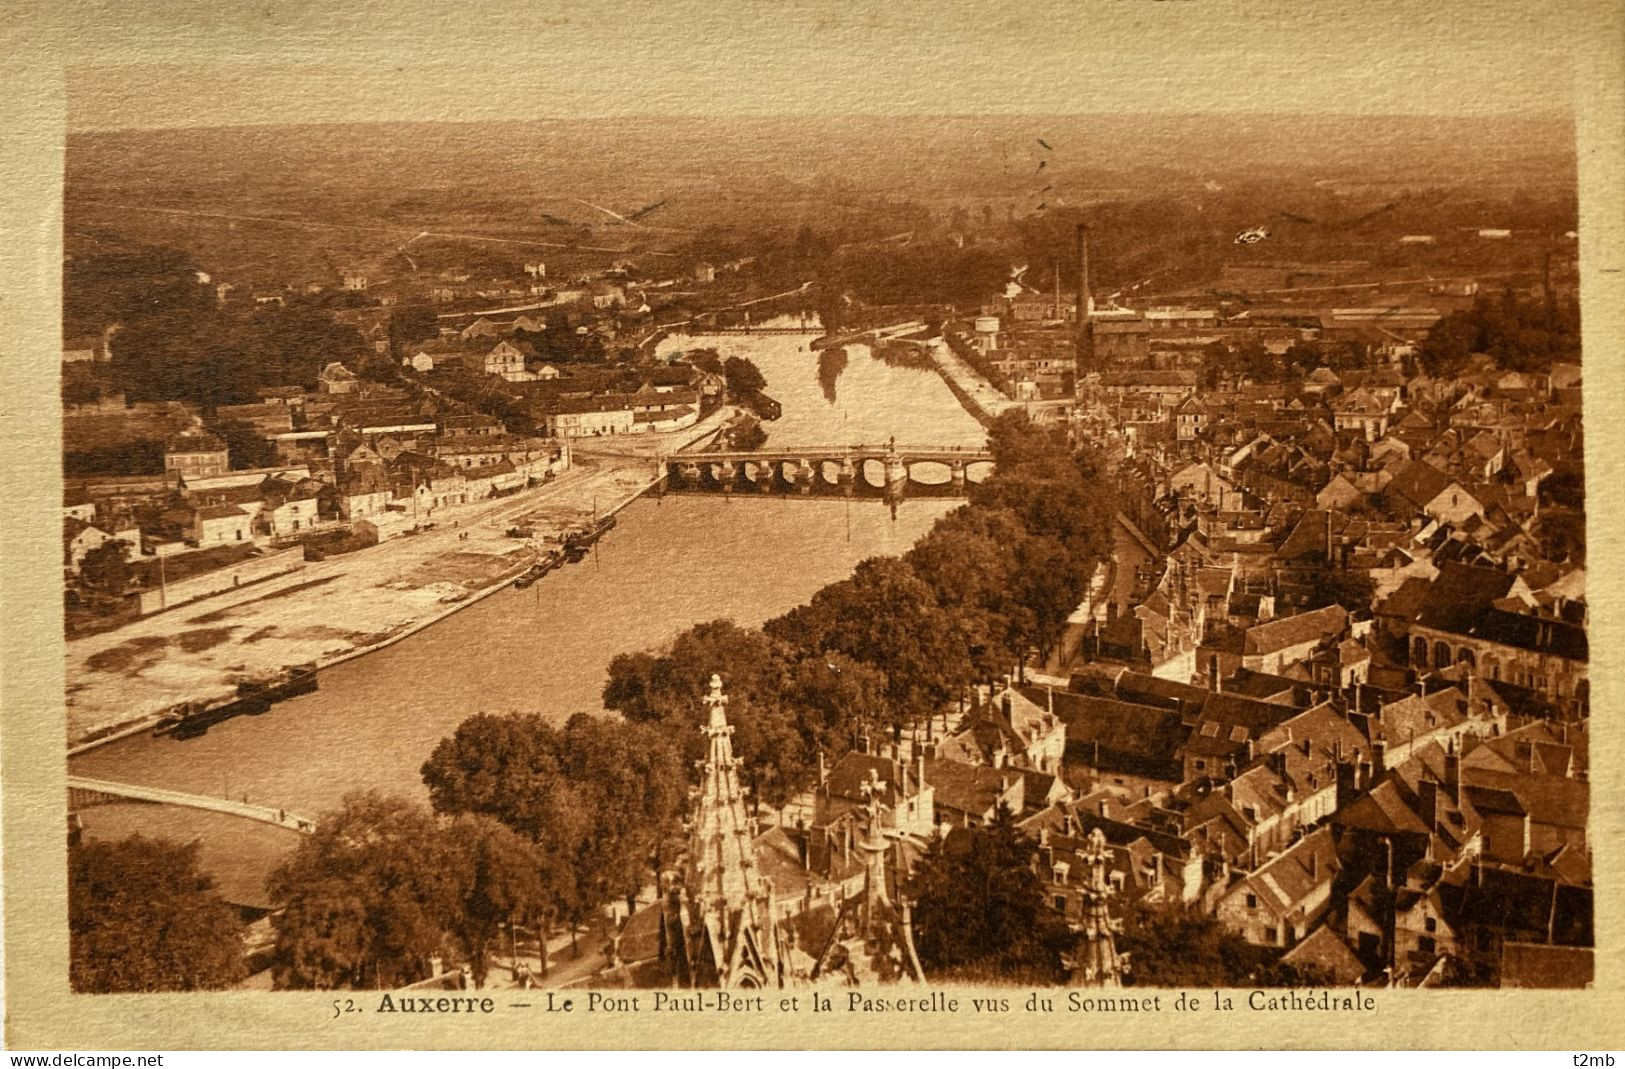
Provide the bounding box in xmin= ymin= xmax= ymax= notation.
xmin=1070 ymin=827 xmax=1125 ymax=987
xmin=689 ymin=673 xmax=762 ymax=911
xmin=676 ymin=674 xmax=782 ymax=988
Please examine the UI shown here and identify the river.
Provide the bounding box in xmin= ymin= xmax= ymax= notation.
xmin=71 ymin=325 xmax=989 ymax=892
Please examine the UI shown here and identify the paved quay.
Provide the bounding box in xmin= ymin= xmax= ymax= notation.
xmin=66 ymin=410 xmax=732 ymax=748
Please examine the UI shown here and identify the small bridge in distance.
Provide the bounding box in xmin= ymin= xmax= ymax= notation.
xmin=68 ymin=776 xmax=317 ymax=834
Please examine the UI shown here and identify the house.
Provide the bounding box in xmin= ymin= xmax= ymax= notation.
xmin=336 ymin=467 xmax=393 ymax=520
xmin=1385 ymin=460 xmax=1485 ymax=526
xmin=538 ymin=396 xmax=636 ymax=438
xmin=1178 ymin=692 xmax=1297 ymax=783
xmin=1281 ymin=924 xmax=1366 ymax=984
xmin=1167 ymin=462 xmax=1236 ymax=507
xmin=1044 ymin=689 xmax=1186 ymax=791
xmin=163 ymin=430 xmax=230 ymax=480
xmin=1214 ymin=826 xmax=1340 ymax=947
xmin=319 ymin=361 xmax=360 ymax=395
xmin=469 ymin=339 xmax=535 ymax=382
xmin=1172 ymin=395 xmax=1210 ymax=444
xmin=256 ymin=386 xmax=308 ymax=407
xmin=404 ymin=339 xmax=472 ymax=372
xmin=64 ymin=518 xmax=116 ymax=572
xmin=956 ymin=685 xmax=1068 ymax=775
xmin=191 ymin=504 xmax=253 ymax=546
xmin=922 ymin=757 xmax=1025 ymax=827
xmin=355 ymin=511 xmax=415 ymax=543
xmin=261 ymin=476 xmax=329 ymax=537
xmin=1302 ymin=367 xmax=1343 ymax=396
xmin=1236 ymin=604 xmax=1347 ymax=676
xmin=64 ymin=486 xmax=97 ymax=525
xmin=1331 ymin=388 xmax=1391 ymax=441
xmin=806 ymin=751 xmax=936 ymax=879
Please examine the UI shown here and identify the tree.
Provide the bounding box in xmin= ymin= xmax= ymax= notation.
xmin=64 ymin=439 xmax=166 ymax=478
xmin=1304 ymin=566 xmax=1377 ymax=614
xmin=70 ymin=835 xmax=247 ymax=993
xmin=387 ymin=306 xmax=440 ymax=356
xmin=908 ymin=806 xmax=1067 ymax=980
xmin=765 ymin=556 xmax=974 ymax=721
xmin=421 ymin=711 xmax=686 ymax=962
xmin=728 ymin=417 xmax=768 ymax=451
xmin=443 ymin=816 xmax=545 ymax=988
xmin=213 ymin=419 xmax=277 ymax=470
xmin=555 ymin=715 xmax=688 ymax=919
xmin=268 ymin=791 xmax=461 ymax=989
xmin=1114 ymin=899 xmax=1336 ymax=987
xmin=722 ymin=356 xmax=767 ymax=397
xmin=419 ymin=714 xmax=588 ymax=953
xmin=78 ymin=539 xmax=132 ymax=596
xmin=905 ymin=506 xmax=1028 ymax=676
xmin=684 ymin=347 xmax=724 ymax=376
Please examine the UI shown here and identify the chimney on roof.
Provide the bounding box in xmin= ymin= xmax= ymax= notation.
xmin=1309 ymin=850 xmax=1319 ymax=879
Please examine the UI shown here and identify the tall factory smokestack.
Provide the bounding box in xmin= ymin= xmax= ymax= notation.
xmin=1075 ymin=223 xmax=1092 ymax=321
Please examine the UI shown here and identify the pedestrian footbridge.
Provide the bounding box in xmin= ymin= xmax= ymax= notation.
xmin=67 ymin=776 xmax=316 ymax=834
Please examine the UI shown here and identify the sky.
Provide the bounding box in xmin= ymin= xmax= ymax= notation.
xmin=39 ymin=0 xmax=1603 ymax=132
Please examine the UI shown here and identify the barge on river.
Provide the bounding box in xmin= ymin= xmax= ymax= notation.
xmin=152 ymin=663 xmax=318 ymax=739
xmin=513 ymin=548 xmax=565 ymax=588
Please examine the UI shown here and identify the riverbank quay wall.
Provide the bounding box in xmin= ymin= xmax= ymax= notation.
xmin=927 ymin=341 xmax=1013 ymax=429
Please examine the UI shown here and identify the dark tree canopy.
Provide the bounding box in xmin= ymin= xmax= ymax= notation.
xmin=70 ymin=835 xmax=247 ymax=993
xmin=908 ymin=806 xmax=1069 ymax=981
xmin=78 ymin=539 xmax=132 ymax=595
xmin=421 ymin=711 xmax=687 ymax=934
xmin=213 ymin=419 xmax=279 ymax=470
xmin=722 ymin=356 xmax=767 ymax=397
xmin=1304 ymin=566 xmax=1377 ymax=614
xmin=1115 ymin=900 xmax=1336 ymax=988
xmin=268 ymin=791 xmax=462 ymax=990
xmin=443 ymin=815 xmax=546 ymax=987
xmin=1418 ymin=291 xmax=1580 ymax=378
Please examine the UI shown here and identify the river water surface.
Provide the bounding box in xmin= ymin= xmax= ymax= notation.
xmin=72 ymin=328 xmax=988 ymax=889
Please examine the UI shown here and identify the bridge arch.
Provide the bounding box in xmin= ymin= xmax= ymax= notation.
xmin=907 ymin=460 xmax=953 ymax=486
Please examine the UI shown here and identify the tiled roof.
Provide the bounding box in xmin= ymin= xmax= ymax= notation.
xmin=1243 ymin=604 xmax=1346 ymax=657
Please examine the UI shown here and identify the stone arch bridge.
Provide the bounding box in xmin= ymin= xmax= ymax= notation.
xmin=662 ymin=444 xmax=994 ymax=499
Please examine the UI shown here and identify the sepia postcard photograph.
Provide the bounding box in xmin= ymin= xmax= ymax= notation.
xmin=3 ymin=0 xmax=1623 ymax=1052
